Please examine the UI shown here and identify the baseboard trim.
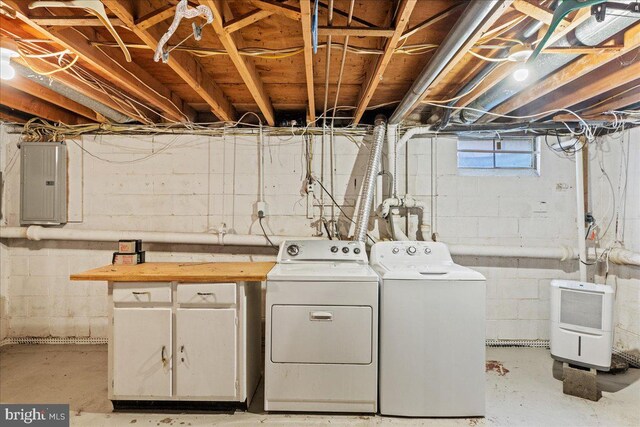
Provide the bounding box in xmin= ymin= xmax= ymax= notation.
xmin=2 ymin=337 xmax=637 ymax=368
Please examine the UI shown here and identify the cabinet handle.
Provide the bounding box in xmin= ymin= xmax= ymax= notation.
xmin=132 ymin=291 xmax=150 ymax=295
xmin=161 ymin=345 xmax=167 ymax=367
xmin=197 ymin=292 xmax=214 ymax=296
xmin=309 ymin=311 xmax=333 ymax=321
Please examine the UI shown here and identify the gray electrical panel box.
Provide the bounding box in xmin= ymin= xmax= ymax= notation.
xmin=20 ymin=141 xmax=67 ymax=225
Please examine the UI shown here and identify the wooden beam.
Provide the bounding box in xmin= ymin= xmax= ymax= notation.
xmin=1 ymin=0 xmax=194 ymax=123
xmin=0 ymin=109 xmax=27 ymax=123
xmin=454 ymin=7 xmax=592 ymax=110
xmin=12 ymin=55 xmax=148 ymax=122
xmin=300 ymin=0 xmax=315 ymax=121
xmin=201 ymin=0 xmax=275 ymax=125
xmin=0 ymin=84 xmax=82 ymax=124
xmin=224 ymin=9 xmax=273 ymax=33
xmin=29 ymin=16 xmax=126 ymax=27
xmin=400 ymin=2 xmax=464 ymax=41
xmin=394 ymin=0 xmax=513 ymax=122
xmin=352 ymin=0 xmax=417 ymax=124
xmin=486 ymin=23 xmax=640 ymax=119
xmin=248 ymin=0 xmax=301 ymax=20
xmin=579 ymin=89 xmax=640 ymax=116
xmin=317 ymin=26 xmax=395 ymax=38
xmin=512 ymin=0 xmax=570 ymax=28
xmin=543 ymin=45 xmax=624 ymax=54
xmin=103 ymin=0 xmax=236 ymax=122
xmin=317 ymin=1 xmax=376 ymax=28
xmin=535 ymin=58 xmax=640 ymax=113
xmin=10 ymin=75 xmax=102 ymax=121
xmin=134 ymin=5 xmax=176 ymax=30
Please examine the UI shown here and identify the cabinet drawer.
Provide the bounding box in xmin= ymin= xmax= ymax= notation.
xmin=177 ymin=283 xmax=236 ymax=306
xmin=113 ymin=283 xmax=172 ymax=303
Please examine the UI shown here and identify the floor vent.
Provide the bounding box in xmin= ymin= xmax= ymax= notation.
xmin=0 ymin=337 xmax=107 ymax=346
xmin=486 ymin=339 xmax=550 ymax=348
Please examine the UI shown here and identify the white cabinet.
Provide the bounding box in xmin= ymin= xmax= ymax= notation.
xmin=113 ymin=307 xmax=172 ymax=397
xmin=108 ymin=281 xmax=261 ymax=406
xmin=175 ymin=308 xmax=237 ymax=398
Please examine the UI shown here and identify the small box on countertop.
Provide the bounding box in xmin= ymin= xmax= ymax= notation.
xmin=118 ymin=239 xmax=142 ymax=253
xmin=112 ymin=251 xmax=145 ymax=265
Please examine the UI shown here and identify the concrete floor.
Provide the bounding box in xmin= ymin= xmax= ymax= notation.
xmin=1 ymin=345 xmax=639 ymax=426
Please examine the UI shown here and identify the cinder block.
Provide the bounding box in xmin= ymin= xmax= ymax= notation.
xmin=562 ymin=364 xmax=601 ymax=401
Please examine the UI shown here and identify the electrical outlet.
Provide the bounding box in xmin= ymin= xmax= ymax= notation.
xmin=256 ymin=201 xmax=268 ymax=218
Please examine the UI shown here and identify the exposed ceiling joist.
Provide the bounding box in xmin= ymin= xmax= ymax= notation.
xmin=29 ymin=16 xmax=126 ymax=27
xmin=317 ymin=26 xmax=395 ymax=37
xmin=10 ymin=75 xmax=102 ymax=122
xmin=352 ymin=0 xmax=417 ymax=124
xmin=299 ymin=0 xmax=315 ymax=121
xmin=202 ymin=0 xmax=275 ymax=125
xmin=0 ymin=109 xmax=27 ymax=123
xmin=248 ymin=0 xmax=301 ymax=21
xmin=103 ymin=0 xmax=236 ymax=122
xmin=223 ymin=8 xmax=272 ymax=33
xmin=0 ymin=84 xmax=82 ymax=124
xmin=485 ymin=23 xmax=640 ymax=119
xmin=134 ymin=5 xmax=176 ymax=30
xmin=12 ymin=55 xmax=147 ymax=122
xmin=400 ymin=2 xmax=464 ymax=41
xmin=394 ymin=0 xmax=513 ymax=123
xmin=317 ymin=1 xmax=376 ymax=28
xmin=1 ymin=0 xmax=194 ymax=123
xmin=512 ymin=0 xmax=570 ymax=28
xmin=454 ymin=7 xmax=592 ymax=110
xmin=521 ymin=55 xmax=640 ymax=116
xmin=579 ymin=88 xmax=640 ymax=117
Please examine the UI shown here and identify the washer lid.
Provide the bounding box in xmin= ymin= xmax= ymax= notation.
xmin=372 ymin=262 xmax=485 ymax=281
xmin=267 ymin=263 xmax=379 ymax=282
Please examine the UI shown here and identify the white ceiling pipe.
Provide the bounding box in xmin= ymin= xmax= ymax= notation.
xmin=2 ymin=226 xmax=638 ymax=266
xmin=0 ymin=226 xmax=321 ymax=247
xmin=447 ymin=244 xmax=578 ymax=260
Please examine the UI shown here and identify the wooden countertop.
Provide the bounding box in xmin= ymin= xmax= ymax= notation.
xmin=70 ymin=262 xmax=275 ymax=283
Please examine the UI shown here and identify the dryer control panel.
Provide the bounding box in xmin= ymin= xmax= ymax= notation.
xmin=278 ymin=240 xmax=368 ymax=263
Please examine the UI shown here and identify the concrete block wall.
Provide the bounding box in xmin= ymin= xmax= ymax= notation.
xmin=0 ymin=124 xmax=637 ymax=353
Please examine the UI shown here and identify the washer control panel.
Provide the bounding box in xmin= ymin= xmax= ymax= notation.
xmin=278 ymin=240 xmax=368 ymax=263
xmin=369 ymin=241 xmax=453 ymax=264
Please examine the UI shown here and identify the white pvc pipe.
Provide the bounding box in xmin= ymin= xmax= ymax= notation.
xmin=575 ymin=148 xmax=588 ymax=281
xmin=0 ymin=226 xmax=319 ymax=247
xmin=3 ymin=226 xmax=638 ymax=265
xmin=448 ymin=244 xmax=578 ymax=260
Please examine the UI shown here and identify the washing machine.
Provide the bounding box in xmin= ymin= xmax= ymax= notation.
xmin=370 ymin=241 xmax=486 ymax=417
xmin=265 ymin=240 xmax=379 ymax=413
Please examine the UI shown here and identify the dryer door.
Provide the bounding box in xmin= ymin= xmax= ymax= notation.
xmin=271 ymin=305 xmax=372 ymax=364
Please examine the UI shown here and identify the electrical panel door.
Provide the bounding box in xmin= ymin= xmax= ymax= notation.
xmin=20 ymin=142 xmax=67 ymax=225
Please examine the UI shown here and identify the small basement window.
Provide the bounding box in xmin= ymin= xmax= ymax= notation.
xmin=457 ymin=137 xmax=539 ymax=173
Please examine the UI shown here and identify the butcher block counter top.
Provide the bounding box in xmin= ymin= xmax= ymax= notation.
xmin=70 ymin=262 xmax=275 ymax=283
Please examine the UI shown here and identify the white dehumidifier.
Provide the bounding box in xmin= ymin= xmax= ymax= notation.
xmin=550 ymin=280 xmax=614 ymax=371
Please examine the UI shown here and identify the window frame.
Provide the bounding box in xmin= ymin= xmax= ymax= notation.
xmin=457 ymin=136 xmax=539 ymax=172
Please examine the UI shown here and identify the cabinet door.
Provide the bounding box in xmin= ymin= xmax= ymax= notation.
xmin=113 ymin=308 xmax=172 ymax=397
xmin=176 ymin=309 xmax=237 ymax=398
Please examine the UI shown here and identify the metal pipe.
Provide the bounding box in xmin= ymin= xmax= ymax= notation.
xmin=354 ymin=115 xmax=386 ymax=242
xmin=388 ymin=0 xmax=501 ymax=124
xmin=461 ymin=6 xmax=639 ymax=123
xmin=331 ymin=0 xmax=355 ymax=126
xmin=576 ymin=146 xmax=588 ymax=281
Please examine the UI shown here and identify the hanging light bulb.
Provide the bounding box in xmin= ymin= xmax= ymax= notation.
xmin=513 ymin=66 xmax=529 ymax=82
xmin=0 ymin=44 xmax=18 ymax=81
